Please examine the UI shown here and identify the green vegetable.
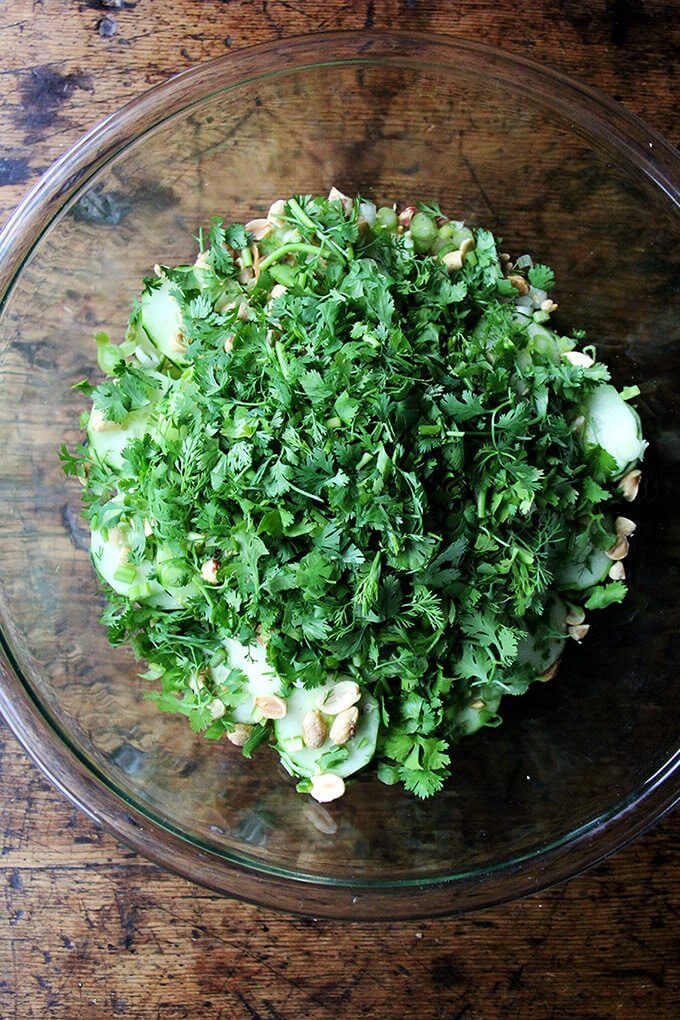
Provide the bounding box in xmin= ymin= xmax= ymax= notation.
xmin=156 ymin=556 xmax=188 ymax=589
xmin=90 ymin=522 xmax=178 ymax=609
xmin=528 ymin=264 xmax=555 ymax=291
xmin=128 ymin=580 xmax=153 ymax=601
xmin=410 ymin=212 xmax=438 ymax=252
xmin=209 ymin=639 xmax=284 ymax=725
xmin=556 ymin=541 xmax=612 ymax=592
xmin=95 ymin=332 xmax=123 ymax=374
xmin=139 ymin=280 xmax=187 ymax=364
xmin=268 ymin=263 xmax=298 ymax=288
xmin=64 ymin=192 xmax=646 ymax=801
xmin=274 ymin=686 xmax=380 ymax=779
xmin=114 ymin=563 xmax=138 ymax=585
xmin=585 ymin=582 xmax=627 ymax=610
xmin=451 ymin=226 xmax=474 ymax=248
xmin=515 ymin=599 xmax=568 ymax=674
xmin=87 ymin=406 xmax=154 ymax=470
xmin=375 ymin=206 xmax=398 ymax=233
xmin=583 ymin=383 xmax=647 ymax=476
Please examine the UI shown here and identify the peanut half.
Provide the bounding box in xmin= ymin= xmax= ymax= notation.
xmin=200 ymin=559 xmax=219 ymax=584
xmin=302 ymin=710 xmax=327 ymax=749
xmin=619 ymin=469 xmax=641 ymax=502
xmin=253 ymin=694 xmax=287 ymax=720
xmin=310 ymin=773 xmax=346 ymax=803
xmin=227 ymin=724 xmax=252 ymax=747
xmin=615 ymin=516 xmax=636 ymax=538
xmin=329 ymin=706 xmax=359 ymax=746
xmin=606 ymin=536 xmax=629 ymax=561
xmin=322 ymin=681 xmax=361 ymax=716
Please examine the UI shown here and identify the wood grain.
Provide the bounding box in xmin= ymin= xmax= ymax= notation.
xmin=0 ymin=1 xmax=678 ymax=1017
xmin=1 ymin=727 xmax=678 ymax=1019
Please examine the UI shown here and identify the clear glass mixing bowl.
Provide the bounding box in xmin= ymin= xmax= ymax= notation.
xmin=0 ymin=32 xmax=677 ymax=919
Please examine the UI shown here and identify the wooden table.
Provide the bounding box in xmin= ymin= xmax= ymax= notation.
xmin=0 ymin=2 xmax=677 ymax=1016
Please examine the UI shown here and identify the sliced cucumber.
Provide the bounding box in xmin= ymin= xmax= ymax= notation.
xmin=583 ymin=384 xmax=646 ymax=476
xmin=90 ymin=525 xmax=177 ymax=608
xmin=525 ymin=321 xmax=560 ymax=362
xmin=140 ymin=281 xmax=187 ymax=365
xmin=478 ymin=310 xmax=562 ymax=365
xmin=132 ymin=333 xmax=163 ymax=369
xmin=453 ymin=601 xmax=567 ymax=741
xmin=155 ymin=544 xmax=199 ymax=607
xmin=273 ymin=684 xmax=380 ymax=780
xmin=452 ymin=685 xmax=503 ymax=739
xmin=87 ymin=373 xmax=171 ymax=470
xmin=515 ymin=598 xmax=568 ymax=672
xmin=555 ymin=536 xmax=611 ymax=592
xmin=210 ymin=639 xmax=284 ymax=724
xmin=87 ymin=405 xmax=155 ymax=470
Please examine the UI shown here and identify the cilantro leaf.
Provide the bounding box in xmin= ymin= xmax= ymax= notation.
xmin=585 ymin=581 xmax=628 ymax=610
xmin=528 ymin=264 xmax=555 ymax=291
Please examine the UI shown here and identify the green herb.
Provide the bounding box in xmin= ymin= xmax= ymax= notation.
xmin=91 ymin=363 xmax=156 ymax=423
xmin=241 ymin=723 xmax=270 ymax=759
xmin=66 ymin=192 xmax=645 ymax=799
xmin=585 ymin=581 xmax=628 ymax=610
xmin=528 ymin=264 xmax=555 ymax=291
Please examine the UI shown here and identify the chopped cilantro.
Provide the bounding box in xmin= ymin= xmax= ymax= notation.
xmin=65 ymin=192 xmax=646 ymax=801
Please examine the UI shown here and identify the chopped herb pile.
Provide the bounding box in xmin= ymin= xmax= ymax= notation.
xmin=61 ymin=191 xmax=646 ymax=802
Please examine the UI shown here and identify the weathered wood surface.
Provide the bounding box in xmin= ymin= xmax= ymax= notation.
xmin=0 ymin=1 xmax=678 ymax=1017
xmin=0 ymin=718 xmax=678 ymax=1019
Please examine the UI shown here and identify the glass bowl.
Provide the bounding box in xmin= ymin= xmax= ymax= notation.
xmin=0 ymin=31 xmax=677 ymax=920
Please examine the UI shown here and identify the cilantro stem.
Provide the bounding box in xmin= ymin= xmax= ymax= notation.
xmin=286 ymin=197 xmax=348 ymax=261
xmin=287 ymin=197 xmax=317 ymax=232
xmin=288 ymin=482 xmax=324 ymax=503
xmin=258 ymin=243 xmax=323 ymax=273
xmin=274 ymin=340 xmax=291 ymax=381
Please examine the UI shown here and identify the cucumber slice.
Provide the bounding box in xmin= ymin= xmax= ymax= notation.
xmin=155 ymin=544 xmax=199 ymax=607
xmin=452 ymin=686 xmax=503 ymax=739
xmin=555 ymin=536 xmax=611 ymax=591
xmin=210 ymin=639 xmax=284 ymax=724
xmin=583 ymin=384 xmax=646 ymax=476
xmin=515 ymin=599 xmax=568 ymax=672
xmin=132 ymin=333 xmax=163 ymax=369
xmin=90 ymin=526 xmax=177 ymax=608
xmin=87 ymin=373 xmax=171 ymax=470
xmin=453 ymin=599 xmax=568 ymax=741
xmin=273 ymin=684 xmax=380 ymax=780
xmin=478 ymin=309 xmax=561 ymax=364
xmin=525 ymin=321 xmax=560 ymax=362
xmin=140 ymin=281 xmax=187 ymax=365
xmin=87 ymin=405 xmax=155 ymax=470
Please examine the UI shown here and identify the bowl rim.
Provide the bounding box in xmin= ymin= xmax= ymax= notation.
xmin=0 ymin=29 xmax=678 ymax=920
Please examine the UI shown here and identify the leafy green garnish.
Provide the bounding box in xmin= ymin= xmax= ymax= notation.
xmin=90 ymin=364 xmax=155 ymax=423
xmin=66 ymin=193 xmax=644 ymax=799
xmin=528 ymin=264 xmax=555 ymax=291
xmin=585 ymin=581 xmax=628 ymax=610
